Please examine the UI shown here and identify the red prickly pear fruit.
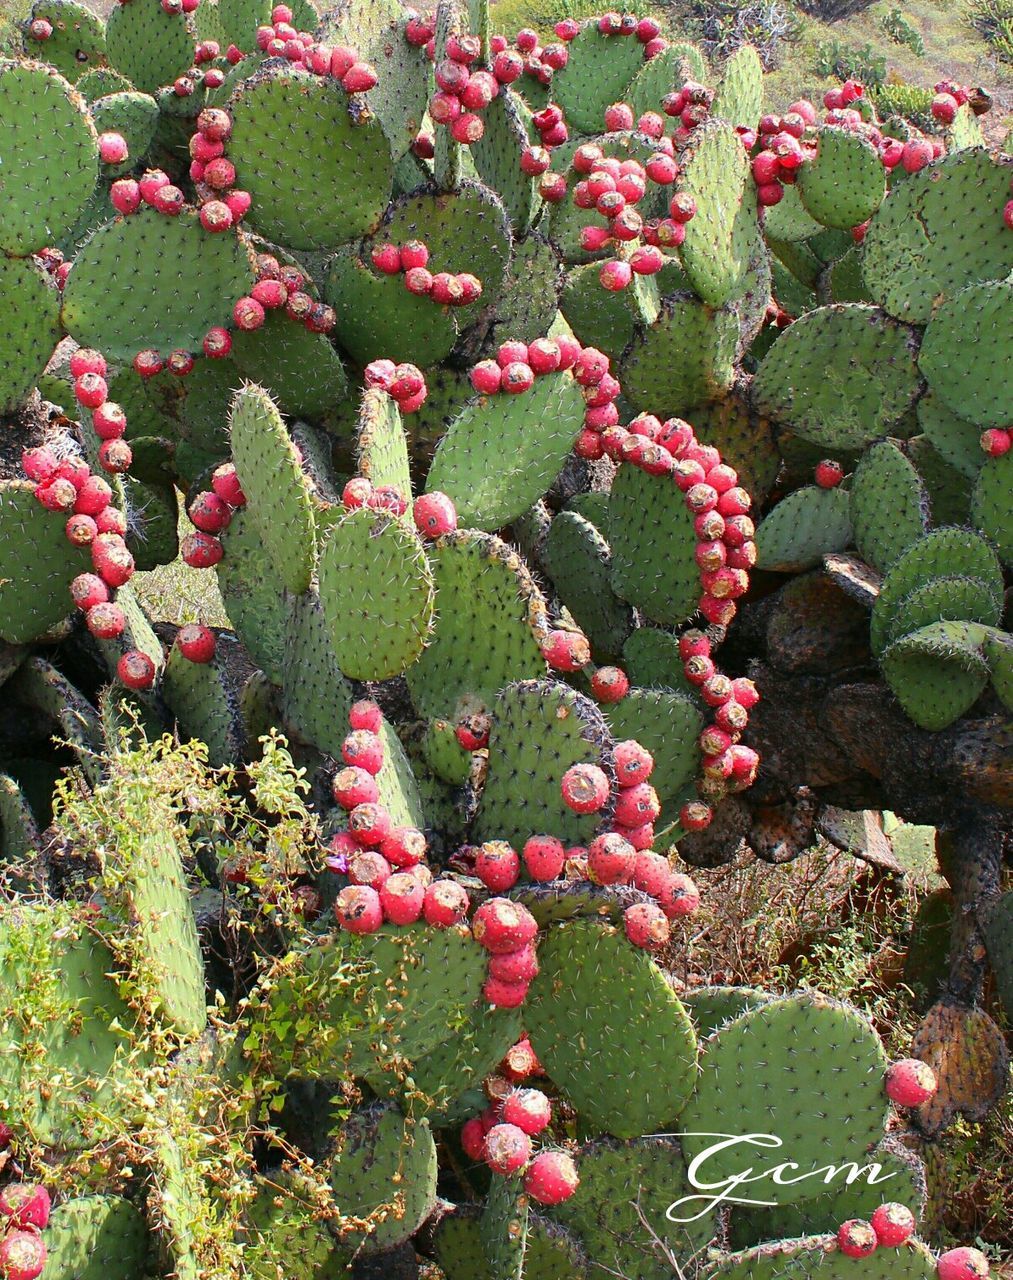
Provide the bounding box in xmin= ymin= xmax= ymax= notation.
xmin=98 ymin=131 xmax=129 ymax=164
xmin=450 ymin=111 xmax=484 ymax=144
xmin=35 ymin=477 xmax=76 ymax=512
xmin=86 ymin=602 xmax=126 ymax=639
xmin=500 ymin=361 xmax=535 ymax=394
xmin=371 ymin=242 xmax=403 ymax=274
xmin=515 ymin=26 xmax=538 ymax=51
xmin=138 ymin=169 xmax=170 ymax=203
xmin=233 ymin=296 xmax=265 ymax=330
xmin=74 ymin=372 xmax=108 ymax=409
xmin=92 ymin=532 xmax=134 ymax=587
xmin=815 ymin=459 xmax=844 ymax=487
xmin=380 ymin=826 xmax=427 ymax=867
xmin=632 ymin=850 xmax=671 ymax=897
xmin=937 ymin=1249 xmax=989 ymax=1280
xmin=604 ymin=101 xmax=634 ymax=130
xmin=476 ymin=840 xmax=521 ymax=892
xmin=379 ymin=871 xmax=425 ymax=924
xmin=332 ymin=765 xmax=380 ymax=809
xmin=69 ymin=348 xmax=107 ymax=378
xmin=501 ymin=1037 xmax=542 ymax=1081
xmin=502 ymin=1088 xmax=551 ymax=1135
xmin=493 ymin=49 xmax=524 ymax=82
xmin=525 ymin=338 xmax=561 ymax=375
xmin=22 ymin=446 xmax=58 ymax=483
xmin=472 ymin=898 xmax=538 ymax=954
xmin=341 ymin=729 xmax=384 ymax=775
xmin=483 ymin=1121 xmax=533 ymax=1175
xmin=616 ymin=819 xmax=655 ymax=851
xmin=730 ymin=676 xmax=760 ymax=709
xmin=342 ymin=477 xmax=374 ymax=509
xmin=133 ymin=349 xmax=163 ymax=378
xmin=1004 ymin=200 xmax=1013 ymax=232
xmin=180 ymin=530 xmax=223 ymax=568
xmin=456 ymin=713 xmax=490 ymax=751
xmin=613 ymin=739 xmax=654 ymax=786
xmin=614 ymin=782 xmax=660 ymax=827
xmin=624 ymin=901 xmax=670 ymax=951
xmin=661 ymin=870 xmax=702 ymax=918
xmin=96 ymin=505 xmax=127 ymax=536
xmin=55 ymin=457 xmax=90 ymax=490
xmin=150 ymin=184 xmax=184 ymax=215
xmin=176 ymin=623 xmax=216 ymax=663
xmin=587 ymin=832 xmax=635 ymax=885
xmin=342 ymin=61 xmax=378 ymax=92
xmin=65 ymin=513 xmax=98 ymax=546
xmin=523 ymin=834 xmax=566 ymax=882
xmin=0 ymin=1228 xmax=47 ymax=1280
xmin=599 ymin=259 xmax=632 ymax=291
xmin=423 ymin=879 xmax=470 ymax=927
xmin=524 ymin=1150 xmax=579 ymax=1205
xmin=364 ymin=360 xmax=396 ymax=392
xmin=348 ymin=699 xmax=383 ymax=733
xmin=390 ymin=363 xmax=424 ymax=399
xmin=902 ymin=139 xmax=933 ymax=173
xmin=980 ymin=428 xmax=1011 ymax=457
xmin=369 ymin=484 xmax=408 ymax=516
xmin=251 ymin=279 xmax=288 ymax=309
xmin=202 ymin=156 xmax=236 ymax=190
xmin=488 ymin=944 xmax=539 ymax=983
xmin=560 ymin=762 xmax=609 ymax=814
xmin=884 ymin=1059 xmax=937 ymax=1107
xmin=188 ymin=491 xmax=232 ymax=534
xmin=413 ymin=491 xmax=457 ymax=538
xmin=211 ymin=462 xmax=246 ymax=507
xmin=199 ymin=200 xmax=233 ymax=232
xmin=93 ymin=402 xmax=127 ymax=440
xmin=555 ymin=16 xmax=579 ymax=38
xmin=117 ymin=649 xmax=156 ymax=690
xmin=404 ymin=265 xmax=434 ymax=295
xmin=870 ymin=1203 xmax=916 ymax=1247
xmin=0 ymin=1184 xmax=50 ymax=1231
xmin=28 ymin=16 xmax=53 ymax=38
xmin=521 ymin=146 xmax=551 ymax=176
xmin=348 ymin=800 xmax=392 ymax=846
xmin=203 ymin=327 xmax=232 ymax=359
xmin=542 ymin=628 xmax=590 ymax=671
xmin=334 ymin=884 xmax=383 ymax=933
xmin=470 ymin=359 xmax=502 ymax=394
xmin=837 ymin=1220 xmax=878 ymax=1258
xmin=931 ymin=92 xmax=958 ymax=124
xmin=461 ymin=1115 xmax=486 ymax=1160
xmin=98 ymin=439 xmax=132 ymax=474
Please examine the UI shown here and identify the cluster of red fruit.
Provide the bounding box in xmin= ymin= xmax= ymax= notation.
xmin=30 ymin=246 xmax=71 ymax=291
xmin=186 ymin=108 xmax=253 ymax=233
xmin=420 ymin=29 xmax=511 ymax=147
xmin=362 ymin=359 xmax=428 ymax=414
xmin=0 ymin=1174 xmax=51 ymax=1280
xmin=930 ymin=79 xmax=973 ymax=125
xmin=169 ymin=25 xmax=233 ymax=97
xmin=573 ymin=11 xmax=668 ymax=59
xmin=660 ymin=78 xmax=717 ymax=147
xmin=233 ymin=252 xmax=337 ymax=338
xmin=253 ymin=5 xmax=377 ymax=92
xmin=468 ymin=337 xmax=621 ymax=418
xmin=369 ymin=239 xmax=482 ymax=307
xmin=175 ymin=460 xmax=246 ymax=578
xmin=340 ymin=476 xmax=459 ymax=540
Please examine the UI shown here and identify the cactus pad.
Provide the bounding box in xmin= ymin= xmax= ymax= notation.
xmin=229 ymin=383 xmax=315 ymax=594
xmin=227 ymin=65 xmax=392 ymax=251
xmin=711 ymin=44 xmax=763 ymax=128
xmin=318 ymin=508 xmax=435 ymax=681
xmin=216 ymin=506 xmax=290 ymax=684
xmin=406 ymin=530 xmax=548 ymax=719
xmin=971 ymin=450 xmax=1012 ymax=566
xmin=105 ymin=0 xmax=195 ymax=94
xmin=25 ymin=0 xmax=106 ymax=83
xmin=473 ymin=678 xmax=613 ymax=846
xmin=542 ymin=509 xmax=634 ymax=660
xmin=797 ymin=127 xmax=885 ymax=231
xmin=677 ymin=121 xmax=757 ymax=307
xmin=849 ymin=442 xmax=928 ymax=573
xmin=561 ymin=262 xmax=658 ymax=361
xmin=0 ymin=59 xmax=98 ymax=256
xmin=680 ymin=993 xmax=890 ymax=1206
xmin=689 ymin=393 xmax=780 ymax=505
xmin=400 ymin=1002 xmax=523 ymax=1122
xmin=883 ymin=576 xmax=1003 ymax=652
xmin=609 ymin=460 xmax=701 ymax=625
xmin=0 ymin=256 xmax=60 ymax=414
xmin=680 ymin=985 xmax=771 ymax=1038
xmin=705 ymin=1236 xmax=938 ymax=1280
xmin=0 ymin=480 xmax=91 ymax=644
xmin=982 ymin=894 xmax=1013 ymax=1023
xmin=242 ymin=1172 xmax=345 ymax=1278
xmin=435 ymin=1205 xmax=590 ymax=1280
xmin=751 ymin=305 xmax=921 ymax=449
xmin=861 ymin=148 xmax=1013 ymax=324
xmin=62 ymin=209 xmax=255 ymax=362
xmin=356 ymin=388 xmax=412 ymax=497
xmin=45 ymin=1196 xmax=150 ymax=1280
xmin=279 ymin=589 xmax=354 ymax=755
xmin=916 ymin=392 xmax=982 ymax=480
xmin=551 ymin=23 xmax=646 ymax=135
xmin=880 ymin=621 xmax=991 ymax=730
xmin=230 ymin=310 xmax=348 ymax=421
xmin=526 ymin=920 xmax=698 ymax=1137
xmin=470 ymin=89 xmax=539 ymax=235
xmin=620 ymin=293 xmax=739 ymax=416
xmin=481 ymin=1173 xmax=528 ymax=1280
xmin=919 ymin=279 xmax=1012 ymax=430
xmin=426 ymin=371 xmax=585 ymax=531
xmin=91 ymin=90 xmax=159 ymax=177
xmin=607 ymin=687 xmax=703 ymax=822
xmin=163 ymin=640 xmax=244 ymax=769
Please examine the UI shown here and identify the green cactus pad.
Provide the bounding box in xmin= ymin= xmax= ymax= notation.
xmin=510 ymin=881 xmax=649 ymax=928
xmin=711 ymin=43 xmax=763 ymax=127
xmin=551 ymin=22 xmax=647 ymax=135
xmin=849 ymin=441 xmax=928 ymax=573
xmin=277 ymin=587 xmax=350 ymax=748
xmin=755 ymin=486 xmax=853 ymax=572
xmin=105 ymin=0 xmax=195 ymax=94
xmin=751 ymin=304 xmax=921 ymax=449
xmin=11 ymin=656 xmax=102 ymax=783
xmin=882 ymin=576 xmax=1003 ymax=653
xmin=0 ymin=480 xmax=91 ymax=644
xmin=62 ymin=209 xmax=255 ymax=362
xmin=0 ymin=774 xmax=40 ymax=860
xmin=561 ymin=262 xmax=659 ymax=361
xmin=327 ymin=1104 xmax=438 ymax=1254
xmin=0 ymin=256 xmax=60 ymax=414
xmin=818 ymin=245 xmax=872 ymax=306
xmin=861 ymin=149 xmax=1013 ymax=324
xmin=162 ymin=639 xmax=244 ymax=770
xmin=677 ymin=121 xmax=757 ymax=308
xmin=550 ymin=1136 xmax=719 ymax=1280
xmin=526 ymin=919 xmax=698 ymax=1138
xmin=356 ymin=388 xmax=412 ymax=497
xmin=192 ymin=0 xmax=227 ymax=42
xmin=622 ymin=627 xmax=695 ymax=696
xmin=406 ymin=530 xmax=548 ymax=720
xmin=91 ymin=90 xmax=158 ymax=176
xmin=542 ymin=509 xmax=634 ymax=660
xmin=869 ymin=527 xmax=1004 ymax=657
xmin=242 ymin=1172 xmax=345 ymax=1279
xmin=689 ymin=394 xmax=781 ymax=505
xmin=230 ymin=309 xmax=348 ymax=421
xmin=318 ymin=507 xmax=435 ymax=681
xmin=880 ymin=620 xmax=991 ymax=730
xmin=916 ymin=393 xmax=981 ymax=481
xmin=763 ymin=185 xmax=823 ymax=244
xmin=0 ymin=901 xmax=148 ymax=1148
xmin=705 ymin=1237 xmax=938 ymax=1280
xmin=45 ymin=1196 xmax=150 ymax=1280
xmin=216 ymin=507 xmax=290 ymax=684
xmin=421 ymin=716 xmax=472 ymax=786
xmin=622 ymin=44 xmax=688 ymax=122
xmin=320 ymin=0 xmax=429 ymax=161
xmin=796 ymin=127 xmax=885 ymax=231
xmin=681 ymin=993 xmax=890 ymax=1207
xmin=609 ymin=461 xmax=701 ymax=625
xmin=426 ymin=371 xmax=586 ymax=531
xmin=77 ymin=67 xmax=133 ymax=99
xmin=680 ymin=986 xmax=772 ymax=1039
xmin=229 ymin=382 xmax=316 ymax=594
xmin=606 ymin=687 xmax=703 ymax=823
xmin=982 ymin=894 xmax=1013 ymax=1023
xmin=473 ymin=678 xmax=614 ymax=847
xmin=227 ymin=65 xmax=392 ymax=251
xmin=971 ymin=451 xmax=1012 ymax=566
xmin=919 ymin=279 xmax=1012 ymax=430
xmin=620 ymin=293 xmax=739 ymax=416
xmin=25 ymin=0 xmax=106 ymax=83
xmin=471 ymin=88 xmax=539 ymax=235
xmin=0 ymin=59 xmax=98 ymax=256
xmin=481 ymin=1174 xmax=528 ymax=1280
xmin=215 ymin=0 xmax=269 ymax=44
xmin=486 ymin=233 xmax=564 ymax=349
xmin=435 ymin=1206 xmax=590 ymax=1280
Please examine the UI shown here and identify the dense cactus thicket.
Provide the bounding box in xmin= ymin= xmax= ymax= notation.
xmin=0 ymin=0 xmax=1010 ymax=1275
